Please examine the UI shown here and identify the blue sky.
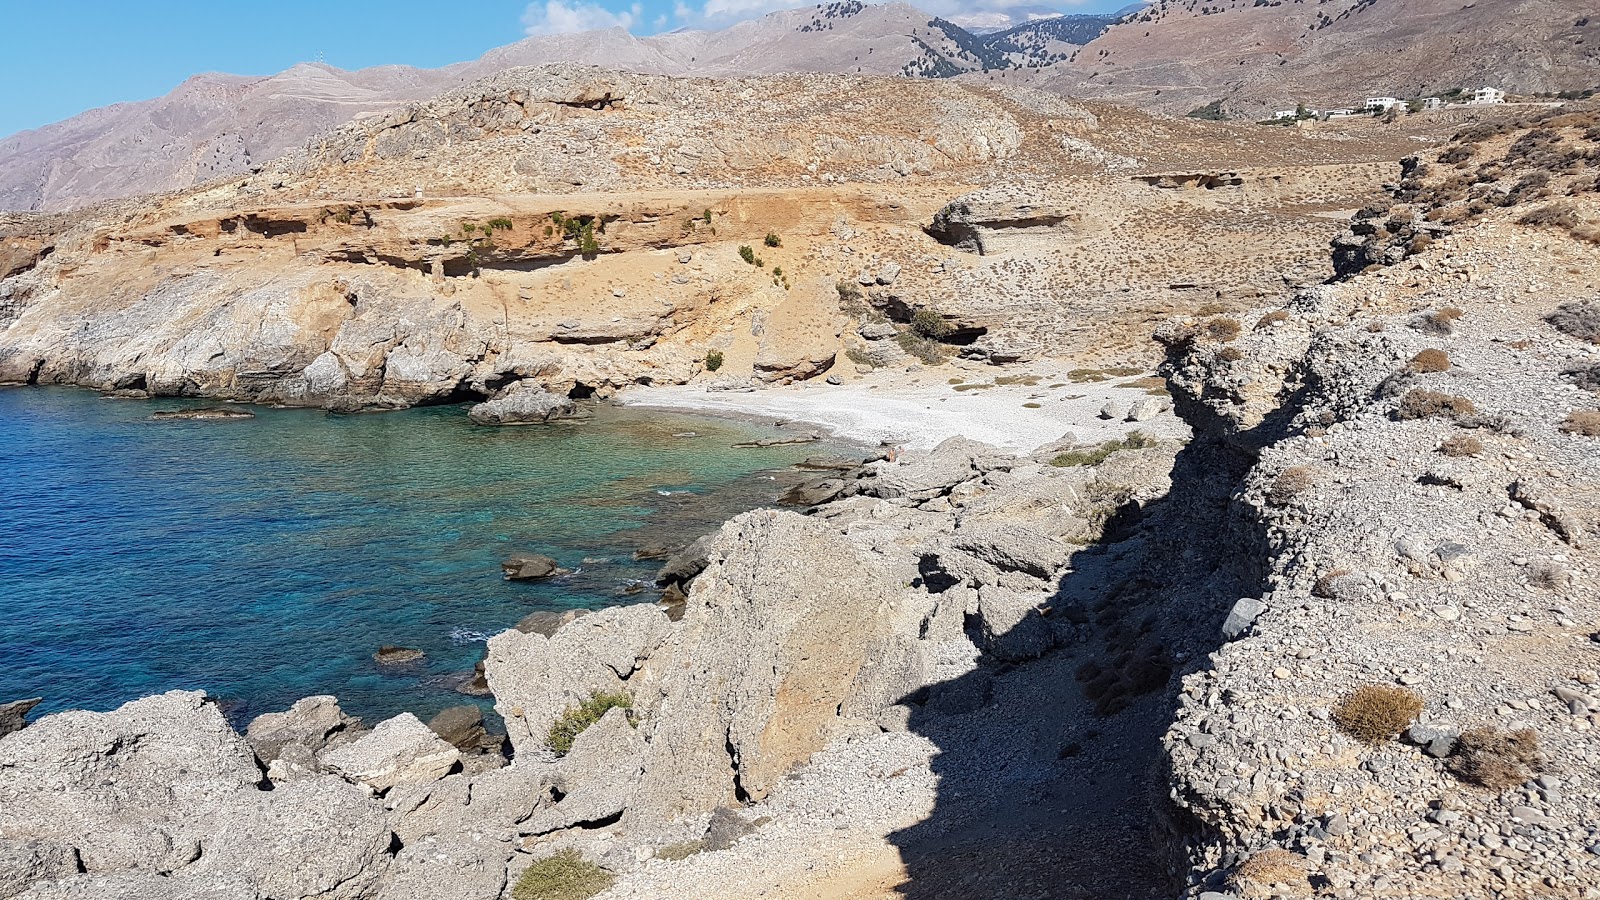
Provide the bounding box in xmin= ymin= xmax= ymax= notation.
xmin=0 ymin=0 xmax=1125 ymax=139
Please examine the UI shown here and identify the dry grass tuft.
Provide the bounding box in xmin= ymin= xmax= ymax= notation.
xmin=1267 ymin=466 xmax=1315 ymax=504
xmin=1333 ymin=684 xmax=1423 ymax=745
xmin=1446 ymin=727 xmax=1541 ymax=790
xmin=1312 ymin=568 xmax=1351 ymax=600
xmin=1205 ymin=317 xmax=1242 ymax=343
xmin=1560 ymin=410 xmax=1600 ymax=436
xmin=1228 ymin=849 xmax=1310 ymax=892
xmin=1414 ymin=307 xmax=1463 ymax=336
xmin=1407 ymin=349 xmax=1451 ymax=373
xmin=1255 ymin=310 xmax=1289 ymax=330
xmin=1438 ymin=434 xmax=1483 ymax=457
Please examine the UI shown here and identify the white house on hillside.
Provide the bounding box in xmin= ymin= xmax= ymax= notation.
xmin=1326 ymin=109 xmax=1356 ymax=119
xmin=1468 ymin=87 xmax=1506 ymax=105
xmin=1421 ymin=97 xmax=1443 ymax=111
xmin=1365 ymin=96 xmax=1400 ymax=112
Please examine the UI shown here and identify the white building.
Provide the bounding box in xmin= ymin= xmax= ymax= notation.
xmin=1325 ymin=109 xmax=1356 ymax=119
xmin=1467 ymin=86 xmax=1506 ymax=105
xmin=1274 ymin=110 xmax=1297 ymax=120
xmin=1421 ymin=97 xmax=1443 ymax=111
xmin=1365 ymin=97 xmax=1400 ymax=112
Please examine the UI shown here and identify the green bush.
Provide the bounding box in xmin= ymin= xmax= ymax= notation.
xmin=1049 ymin=432 xmax=1157 ymax=467
xmin=911 ymin=308 xmax=952 ymax=340
xmin=1187 ymin=100 xmax=1227 ymax=121
xmin=577 ymin=222 xmax=600 ymax=256
xmin=738 ymin=245 xmax=758 ymax=265
xmin=511 ymin=850 xmax=614 ymax=900
xmin=895 ymin=331 xmax=946 ymax=365
xmin=487 ymin=217 xmax=515 ymax=231
xmin=764 ymin=232 xmax=782 ymax=248
xmin=546 ymin=691 xmax=633 ymax=757
xmin=705 ymin=350 xmax=724 ymax=372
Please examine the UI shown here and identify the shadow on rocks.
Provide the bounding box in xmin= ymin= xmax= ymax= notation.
xmin=886 ymin=427 xmax=1273 ymax=899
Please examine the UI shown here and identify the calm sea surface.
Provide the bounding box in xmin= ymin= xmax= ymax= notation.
xmin=0 ymin=387 xmax=850 ymax=726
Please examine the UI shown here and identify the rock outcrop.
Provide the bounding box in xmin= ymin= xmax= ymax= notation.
xmin=466 ymin=381 xmax=576 ymax=426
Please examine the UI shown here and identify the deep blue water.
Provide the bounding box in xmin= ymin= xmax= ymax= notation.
xmin=0 ymin=387 xmax=849 ymax=727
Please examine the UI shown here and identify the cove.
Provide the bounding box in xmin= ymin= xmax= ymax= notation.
xmin=0 ymin=387 xmax=856 ymax=726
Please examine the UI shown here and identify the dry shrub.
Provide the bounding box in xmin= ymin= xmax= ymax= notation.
xmin=1560 ymin=410 xmax=1600 ymax=436
xmin=1438 ymin=433 xmax=1483 ymax=457
xmin=1573 ymin=224 xmax=1600 ymax=245
xmin=1527 ymin=559 xmax=1571 ymax=590
xmin=1415 ymin=307 xmax=1464 ymax=335
xmin=1255 ymin=310 xmax=1289 ymax=330
xmin=1408 ymin=349 xmax=1451 ymax=373
xmin=1205 ymin=317 xmax=1243 ymax=343
xmin=1333 ymin=684 xmax=1423 ymax=744
xmin=1446 ymin=727 xmax=1541 ymax=790
xmin=1217 ymin=346 xmax=1243 ymax=362
xmin=1312 ymin=568 xmax=1351 ymax=599
xmin=1228 ymin=849 xmax=1310 ymax=893
xmin=1268 ymin=466 xmax=1315 ymax=504
xmin=1566 ymin=363 xmax=1600 ymax=391
xmin=1546 ymin=300 xmax=1600 ymax=343
xmin=1518 ymin=202 xmax=1581 ymax=229
xmin=1395 ymin=389 xmax=1477 ymax=421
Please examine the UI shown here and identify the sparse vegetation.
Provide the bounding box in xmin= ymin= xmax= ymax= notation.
xmin=1546 ymin=300 xmax=1600 ymax=343
xmin=511 ymin=850 xmax=615 ymax=900
xmin=845 ymin=348 xmax=877 ymax=369
xmin=1446 ymin=727 xmax=1542 ymax=790
xmin=1204 ymin=317 xmax=1242 ymax=343
xmin=1407 ymin=349 xmax=1451 ymax=373
xmin=1049 ymin=431 xmax=1157 ymax=468
xmin=546 ymin=691 xmax=633 ymax=757
xmin=1312 ymin=568 xmax=1351 ymax=600
xmin=1267 ymin=466 xmax=1315 ymax=504
xmin=1414 ymin=307 xmax=1463 ymax=335
xmin=895 ymin=331 xmax=947 ymax=365
xmin=1438 ymin=433 xmax=1483 ymax=457
xmin=1333 ymin=684 xmax=1424 ymax=745
xmin=1565 ymin=363 xmax=1600 ymax=392
xmin=1255 ymin=310 xmax=1289 ymax=330
xmin=738 ymin=245 xmax=764 ymax=267
xmin=655 ymin=841 xmax=706 ymax=862
xmin=1527 ymin=559 xmax=1571 ymax=590
xmin=487 ymin=217 xmax=515 ymax=231
xmin=1559 ymin=410 xmax=1600 ymax=436
xmin=1395 ymin=389 xmax=1477 ymax=421
xmin=1228 ymin=849 xmax=1309 ymax=893
xmin=910 ymin=308 xmax=952 ymax=340
xmin=1187 ymin=99 xmax=1226 ymax=121
xmin=704 ymin=350 xmax=724 ymax=372
xmin=763 ymin=232 xmax=782 ymax=248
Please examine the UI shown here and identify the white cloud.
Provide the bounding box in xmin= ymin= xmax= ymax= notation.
xmin=522 ymin=0 xmax=645 ymax=35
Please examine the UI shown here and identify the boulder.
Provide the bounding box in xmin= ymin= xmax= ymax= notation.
xmin=0 ymin=691 xmax=260 ymax=877
xmin=320 ymin=713 xmax=461 ymax=793
xmin=501 ymin=553 xmax=562 ymax=580
xmin=654 ymin=532 xmax=717 ymax=587
xmin=485 ymin=605 xmax=673 ymax=757
xmin=975 ymin=588 xmax=1055 ymax=662
xmin=519 ymin=707 xmax=645 ymax=835
xmin=180 ymin=777 xmax=392 ymax=900
xmin=514 ymin=609 xmax=585 ymax=636
xmin=777 ymin=478 xmax=845 ymax=507
xmin=0 ymin=697 xmax=41 ymax=738
xmin=948 ymin=524 xmax=1069 ymax=579
xmin=467 ymin=381 xmax=576 ymax=426
xmin=1220 ymin=597 xmax=1267 ymax=641
xmin=426 ymin=705 xmax=504 ymax=762
xmin=245 ymin=695 xmax=361 ymax=767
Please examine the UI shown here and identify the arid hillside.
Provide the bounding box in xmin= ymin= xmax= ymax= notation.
xmin=0 ymin=66 xmax=1453 ymax=412
xmin=1003 ymin=0 xmax=1599 ymax=117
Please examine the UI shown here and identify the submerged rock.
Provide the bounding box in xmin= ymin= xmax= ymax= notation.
xmin=467 ymin=381 xmax=576 ymax=426
xmin=149 ymin=407 xmax=255 ymax=421
xmin=374 ymin=646 xmax=425 ymax=666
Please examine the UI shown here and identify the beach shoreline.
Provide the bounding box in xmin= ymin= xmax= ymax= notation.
xmin=617 ymin=360 xmax=1189 ymax=453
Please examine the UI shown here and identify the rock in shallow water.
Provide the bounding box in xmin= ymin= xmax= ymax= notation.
xmin=149 ymin=407 xmax=255 ymax=421
xmin=466 ymin=381 xmax=576 ymax=426
xmin=501 ymin=553 xmax=563 ymax=580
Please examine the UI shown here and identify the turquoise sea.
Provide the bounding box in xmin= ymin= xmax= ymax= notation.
xmin=0 ymin=387 xmax=850 ymax=727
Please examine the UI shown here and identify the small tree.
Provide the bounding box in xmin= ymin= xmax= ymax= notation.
xmin=764 ymin=232 xmax=782 ymax=248
xmin=705 ymin=350 xmax=724 ymax=372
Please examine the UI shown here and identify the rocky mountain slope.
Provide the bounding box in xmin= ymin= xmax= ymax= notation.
xmin=1003 ymin=0 xmax=1600 ymax=118
xmin=0 ymin=2 xmax=1116 ymax=212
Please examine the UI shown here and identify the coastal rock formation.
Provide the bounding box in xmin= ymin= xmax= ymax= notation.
xmin=467 ymin=381 xmax=576 ymax=426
